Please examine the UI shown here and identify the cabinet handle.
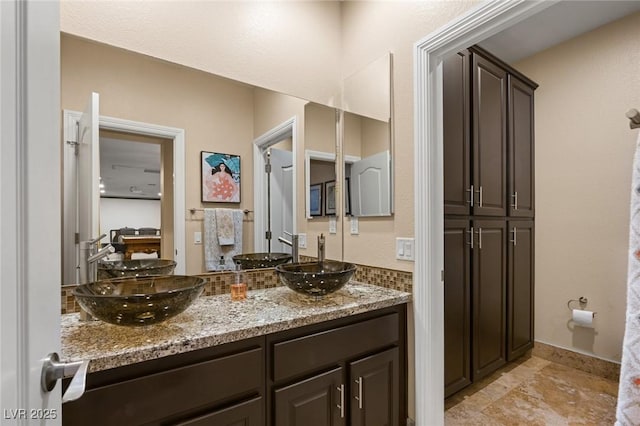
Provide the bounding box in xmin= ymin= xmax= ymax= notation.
xmin=467 ymin=227 xmax=474 ymax=249
xmin=466 ymin=184 xmax=474 ymax=206
xmin=475 ymin=186 xmax=483 ymax=207
xmin=354 ymin=377 xmax=363 ymax=409
xmin=510 ymin=227 xmax=517 ymax=246
xmin=511 ymin=191 xmax=518 ymax=210
xmin=475 ymin=228 xmax=483 ymax=249
xmin=337 ymin=384 xmax=345 ymax=418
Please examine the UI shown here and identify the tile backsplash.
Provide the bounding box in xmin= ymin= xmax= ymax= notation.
xmin=61 ymin=262 xmax=413 ymax=314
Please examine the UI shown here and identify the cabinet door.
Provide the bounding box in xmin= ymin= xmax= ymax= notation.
xmin=507 ymin=220 xmax=535 ymax=361
xmin=274 ymin=367 xmax=345 ymax=426
xmin=443 ymin=50 xmax=471 ymax=216
xmin=349 ymin=347 xmax=399 ymax=426
xmin=472 ymin=220 xmax=507 ymax=380
xmin=472 ymin=53 xmax=507 ymax=217
xmin=444 ymin=219 xmax=472 ymax=397
xmin=175 ymin=397 xmax=263 ymax=426
xmin=508 ymin=75 xmax=535 ymax=218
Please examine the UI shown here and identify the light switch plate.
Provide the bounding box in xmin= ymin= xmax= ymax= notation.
xmin=329 ymin=217 xmax=337 ymax=234
xmin=396 ymin=237 xmax=415 ymax=261
xmin=194 ymin=231 xmax=202 ymax=244
xmin=298 ymin=233 xmax=307 ymax=248
xmin=350 ymin=217 xmax=359 ymax=235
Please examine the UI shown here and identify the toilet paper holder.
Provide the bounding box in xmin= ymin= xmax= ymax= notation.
xmin=567 ymin=296 xmax=588 ymax=311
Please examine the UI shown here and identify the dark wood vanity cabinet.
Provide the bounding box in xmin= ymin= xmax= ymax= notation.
xmin=443 ymin=46 xmax=536 ymax=397
xmin=269 ymin=307 xmax=406 ymax=426
xmin=63 ymin=305 xmax=407 ymax=426
xmin=63 ymin=338 xmax=266 ymax=426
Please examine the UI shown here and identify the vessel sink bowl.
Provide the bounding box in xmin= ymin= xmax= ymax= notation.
xmin=275 ymin=261 xmax=356 ymax=297
xmin=73 ymin=275 xmax=205 ymax=326
xmin=97 ymin=259 xmax=177 ymax=279
xmin=232 ymin=252 xmax=292 ymax=269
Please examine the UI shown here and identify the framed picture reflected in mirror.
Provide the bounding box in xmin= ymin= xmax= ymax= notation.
xmin=310 ymin=183 xmax=323 ymax=216
xmin=325 ymin=180 xmax=336 ymax=215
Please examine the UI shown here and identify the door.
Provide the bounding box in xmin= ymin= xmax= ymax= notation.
xmin=444 ymin=219 xmax=472 ymax=397
xmin=1 ymin=0 xmax=62 ymax=419
xmin=508 ymin=75 xmax=535 ymax=218
xmin=443 ymin=50 xmax=471 ymax=216
xmin=472 ymin=220 xmax=507 ymax=380
xmin=472 ymin=53 xmax=507 ymax=217
xmin=175 ymin=397 xmax=263 ymax=426
xmin=349 ymin=150 xmax=391 ymax=217
xmin=349 ymin=347 xmax=399 ymax=426
xmin=507 ymin=220 xmax=535 ymax=361
xmin=274 ymin=367 xmax=346 ymax=426
xmin=270 ymin=147 xmax=294 ymax=253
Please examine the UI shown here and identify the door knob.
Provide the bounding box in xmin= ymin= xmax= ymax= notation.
xmin=41 ymin=353 xmax=89 ymax=403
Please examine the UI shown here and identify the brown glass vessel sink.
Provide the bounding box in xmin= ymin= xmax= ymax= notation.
xmin=232 ymin=252 xmax=292 ymax=269
xmin=73 ymin=275 xmax=205 ymax=326
xmin=97 ymin=259 xmax=177 ymax=279
xmin=275 ymin=261 xmax=356 ymax=297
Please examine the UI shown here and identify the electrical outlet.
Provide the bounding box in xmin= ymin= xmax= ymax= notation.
xmin=396 ymin=237 xmax=415 ymax=261
xmin=350 ymin=217 xmax=359 ymax=235
xmin=329 ymin=217 xmax=337 ymax=234
xmin=298 ymin=233 xmax=307 ymax=248
xmin=194 ymin=231 xmax=202 ymax=244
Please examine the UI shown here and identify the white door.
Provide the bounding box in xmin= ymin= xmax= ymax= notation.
xmin=77 ymin=93 xmax=101 ymax=244
xmin=269 ymin=148 xmax=294 ymax=253
xmin=1 ymin=0 xmax=63 ymax=421
xmin=350 ymin=150 xmax=391 ymax=216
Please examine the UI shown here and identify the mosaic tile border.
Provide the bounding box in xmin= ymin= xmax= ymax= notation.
xmin=61 ymin=262 xmax=413 ymax=314
xmin=532 ymin=341 xmax=620 ymax=382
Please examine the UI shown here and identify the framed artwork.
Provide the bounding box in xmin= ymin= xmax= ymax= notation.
xmin=325 ymin=180 xmax=336 ymax=215
xmin=201 ymin=151 xmax=241 ymax=203
xmin=310 ymin=183 xmax=323 ymax=216
xmin=345 ymin=177 xmax=352 ymax=216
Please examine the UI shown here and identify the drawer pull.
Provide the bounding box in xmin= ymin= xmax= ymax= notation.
xmin=337 ymin=384 xmax=345 ymax=418
xmin=354 ymin=377 xmax=363 ymax=409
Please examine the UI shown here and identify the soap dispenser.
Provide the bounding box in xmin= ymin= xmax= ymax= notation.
xmin=231 ymin=262 xmax=247 ymax=301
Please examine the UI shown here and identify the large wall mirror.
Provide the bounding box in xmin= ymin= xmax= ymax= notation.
xmin=341 ymin=53 xmax=393 ymax=218
xmin=60 ymin=34 xmax=342 ymax=282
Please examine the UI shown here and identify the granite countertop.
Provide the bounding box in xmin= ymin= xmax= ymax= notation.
xmin=61 ymin=282 xmax=411 ymax=373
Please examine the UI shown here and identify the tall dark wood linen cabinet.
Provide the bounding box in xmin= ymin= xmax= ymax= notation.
xmin=443 ymin=46 xmax=537 ymax=398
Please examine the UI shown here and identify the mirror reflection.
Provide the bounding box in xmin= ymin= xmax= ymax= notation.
xmin=342 ymin=53 xmax=393 ymax=218
xmin=61 ymin=36 xmax=392 ymax=279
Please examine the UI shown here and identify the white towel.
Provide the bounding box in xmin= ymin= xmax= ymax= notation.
xmin=204 ymin=208 xmax=243 ymax=271
xmin=617 ymin=133 xmax=640 ymax=425
xmin=215 ymin=208 xmax=235 ymax=246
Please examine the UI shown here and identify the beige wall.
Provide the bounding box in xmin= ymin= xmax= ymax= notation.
xmin=60 ymin=1 xmax=342 ymax=107
xmin=61 ymin=34 xmax=256 ymax=275
xmin=514 ymin=12 xmax=640 ymax=362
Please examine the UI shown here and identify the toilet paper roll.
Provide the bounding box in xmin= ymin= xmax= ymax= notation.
xmin=572 ymin=309 xmax=595 ymax=328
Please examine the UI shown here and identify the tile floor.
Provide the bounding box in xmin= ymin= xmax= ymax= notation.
xmin=445 ymin=355 xmax=619 ymax=425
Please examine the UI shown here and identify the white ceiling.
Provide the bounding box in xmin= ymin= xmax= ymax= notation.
xmin=479 ymin=1 xmax=640 ymax=64
xmin=100 ymin=137 xmax=161 ymax=199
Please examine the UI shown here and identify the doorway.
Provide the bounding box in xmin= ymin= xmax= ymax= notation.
xmin=253 ymin=116 xmax=298 ymax=253
xmin=98 ymin=130 xmax=173 ymax=262
xmin=62 ymin=108 xmax=186 ymax=283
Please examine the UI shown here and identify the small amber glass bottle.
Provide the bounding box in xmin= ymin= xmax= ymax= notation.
xmin=231 ymin=262 xmax=247 ymax=301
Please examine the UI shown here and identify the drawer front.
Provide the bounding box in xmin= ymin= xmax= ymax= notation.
xmin=174 ymin=396 xmax=263 ymax=426
xmin=63 ymin=347 xmax=263 ymax=426
xmin=273 ymin=313 xmax=399 ymax=383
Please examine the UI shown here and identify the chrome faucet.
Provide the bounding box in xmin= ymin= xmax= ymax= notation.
xmin=278 ymin=232 xmax=299 ymax=263
xmin=317 ymin=233 xmax=325 ymax=262
xmin=79 ymin=234 xmax=115 ymax=321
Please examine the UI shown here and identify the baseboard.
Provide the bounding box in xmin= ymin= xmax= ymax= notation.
xmin=533 ymin=341 xmax=620 ymax=381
